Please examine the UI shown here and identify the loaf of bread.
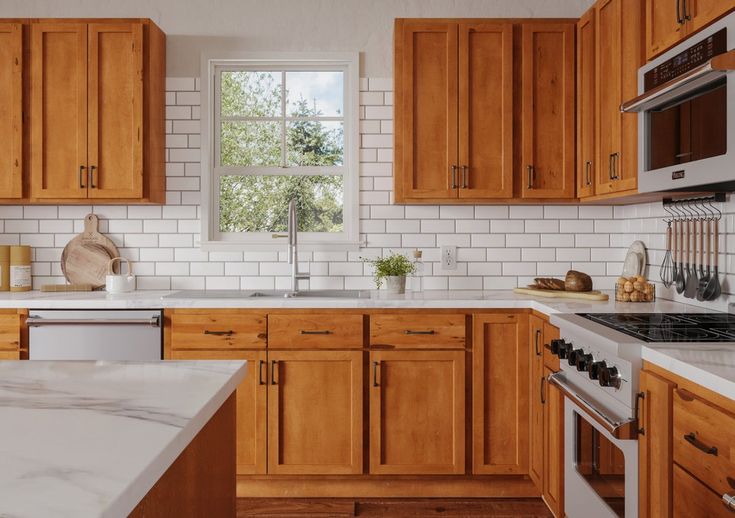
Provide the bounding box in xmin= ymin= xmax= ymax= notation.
xmin=564 ymin=270 xmax=593 ymax=292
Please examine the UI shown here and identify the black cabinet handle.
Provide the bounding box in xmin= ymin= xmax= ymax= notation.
xmin=635 ymin=392 xmax=645 ymax=435
xmin=258 ymin=360 xmax=265 ymax=385
xmin=585 ymin=161 xmax=592 ymax=186
xmin=203 ymin=330 xmax=234 ymax=336
xmin=450 ymin=165 xmax=458 ymax=189
xmin=79 ymin=165 xmax=86 ymax=188
xmin=676 ymin=0 xmax=684 ymax=23
xmin=684 ymin=432 xmax=718 ymax=456
xmin=462 ymin=165 xmax=469 ymax=189
xmin=534 ymin=329 xmax=542 ymax=356
xmin=271 ymin=360 xmax=278 ymax=385
xmin=300 ymin=330 xmax=332 ymax=335
xmin=372 ymin=361 xmax=380 ymax=387
xmin=541 ymin=376 xmax=547 ymax=405
xmin=89 ymin=165 xmax=97 ymax=188
xmin=683 ymin=0 xmax=691 ymax=21
xmin=404 ymin=330 xmax=435 ymax=335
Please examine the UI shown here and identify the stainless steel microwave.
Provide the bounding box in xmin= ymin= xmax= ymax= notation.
xmin=622 ymin=12 xmax=735 ymax=193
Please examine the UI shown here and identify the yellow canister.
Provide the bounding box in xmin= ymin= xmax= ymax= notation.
xmin=9 ymin=245 xmax=31 ymax=292
xmin=0 ymin=246 xmax=9 ymax=291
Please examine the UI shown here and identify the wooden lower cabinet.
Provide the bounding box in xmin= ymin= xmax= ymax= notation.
xmin=673 ymin=463 xmax=732 ymax=518
xmin=268 ymin=350 xmax=363 ymax=475
xmin=543 ymin=363 xmax=564 ymax=517
xmin=472 ymin=313 xmax=529 ymax=474
xmin=170 ymin=349 xmax=267 ymax=475
xmin=0 ymin=310 xmax=23 ymax=360
xmin=370 ymin=349 xmax=465 ymax=475
xmin=529 ymin=315 xmax=545 ymax=487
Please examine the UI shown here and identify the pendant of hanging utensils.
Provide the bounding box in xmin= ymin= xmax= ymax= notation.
xmin=662 ymin=194 xmax=724 ymax=301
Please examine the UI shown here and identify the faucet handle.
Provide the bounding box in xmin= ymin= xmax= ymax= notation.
xmin=272 ymin=233 xmax=288 ymax=239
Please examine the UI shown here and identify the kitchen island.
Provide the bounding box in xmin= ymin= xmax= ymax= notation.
xmin=0 ymin=360 xmax=247 ymax=518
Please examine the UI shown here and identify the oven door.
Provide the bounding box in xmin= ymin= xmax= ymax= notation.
xmin=565 ymin=398 xmax=638 ymax=518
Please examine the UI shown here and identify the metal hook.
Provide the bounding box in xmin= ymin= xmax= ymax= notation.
xmin=669 ymin=199 xmax=682 ymax=221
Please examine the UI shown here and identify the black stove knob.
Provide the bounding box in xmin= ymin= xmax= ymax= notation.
xmin=568 ymin=348 xmax=584 ymax=366
xmin=588 ymin=360 xmax=606 ymax=380
xmin=558 ymin=341 xmax=573 ymax=360
xmin=576 ymin=353 xmax=593 ymax=372
xmin=599 ymin=365 xmax=622 ymax=389
xmin=549 ymin=339 xmax=564 ymax=356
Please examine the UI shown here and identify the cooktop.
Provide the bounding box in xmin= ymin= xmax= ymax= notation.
xmin=578 ymin=313 xmax=735 ymax=343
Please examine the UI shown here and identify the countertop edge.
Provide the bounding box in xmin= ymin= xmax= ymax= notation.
xmin=104 ymin=361 xmax=248 ymax=518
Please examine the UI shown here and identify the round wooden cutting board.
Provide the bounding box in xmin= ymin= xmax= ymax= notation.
xmin=61 ymin=214 xmax=120 ymax=288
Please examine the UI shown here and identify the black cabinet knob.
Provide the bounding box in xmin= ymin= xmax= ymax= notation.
xmin=588 ymin=360 xmax=606 ymax=380
xmin=576 ymin=353 xmax=593 ymax=372
xmin=599 ymin=366 xmax=621 ymax=389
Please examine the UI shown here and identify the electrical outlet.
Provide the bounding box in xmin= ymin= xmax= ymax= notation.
xmin=441 ymin=245 xmax=457 ymax=271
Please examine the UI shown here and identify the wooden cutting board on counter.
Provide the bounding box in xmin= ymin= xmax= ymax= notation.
xmin=513 ymin=287 xmax=609 ymax=301
xmin=61 ymin=214 xmax=120 ymax=289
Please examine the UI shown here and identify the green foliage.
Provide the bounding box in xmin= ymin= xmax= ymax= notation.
xmin=218 ymin=70 xmax=345 ymax=233
xmin=362 ymin=252 xmax=417 ymax=289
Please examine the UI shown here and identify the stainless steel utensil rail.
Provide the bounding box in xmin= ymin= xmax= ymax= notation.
xmin=27 ymin=317 xmax=160 ymax=327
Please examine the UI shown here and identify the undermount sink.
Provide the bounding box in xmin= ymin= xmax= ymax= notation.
xmin=164 ymin=289 xmax=370 ymax=299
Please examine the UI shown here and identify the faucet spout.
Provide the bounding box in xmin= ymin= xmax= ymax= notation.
xmin=286 ymin=199 xmax=309 ymax=296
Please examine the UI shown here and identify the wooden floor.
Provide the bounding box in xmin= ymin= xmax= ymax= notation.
xmin=237 ymin=498 xmax=553 ymax=517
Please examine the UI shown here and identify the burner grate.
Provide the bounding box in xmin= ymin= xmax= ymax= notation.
xmin=578 ymin=313 xmax=735 ymax=343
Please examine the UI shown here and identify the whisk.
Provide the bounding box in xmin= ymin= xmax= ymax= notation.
xmin=660 ymin=220 xmax=675 ymax=288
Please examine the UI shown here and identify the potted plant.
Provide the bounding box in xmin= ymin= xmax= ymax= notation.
xmin=362 ymin=252 xmax=416 ymax=294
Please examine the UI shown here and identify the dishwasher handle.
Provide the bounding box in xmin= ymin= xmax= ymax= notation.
xmin=27 ymin=316 xmax=161 ymax=327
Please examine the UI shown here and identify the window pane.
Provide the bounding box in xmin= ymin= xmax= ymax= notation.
xmin=221 ymin=121 xmax=281 ymax=166
xmin=221 ymin=71 xmax=282 ymax=117
xmin=286 ymin=71 xmax=343 ymax=117
xmin=287 ymin=121 xmax=343 ymax=166
xmin=219 ymin=175 xmax=343 ymax=233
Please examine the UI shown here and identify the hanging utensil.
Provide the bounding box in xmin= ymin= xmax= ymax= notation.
xmin=675 ymin=215 xmax=686 ymax=294
xmin=684 ymin=215 xmax=699 ymax=298
xmin=660 ymin=221 xmax=674 ymax=288
xmin=703 ymin=217 xmax=722 ymax=301
xmin=697 ymin=217 xmax=711 ymax=301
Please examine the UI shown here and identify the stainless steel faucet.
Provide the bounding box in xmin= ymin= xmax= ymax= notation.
xmin=273 ymin=199 xmax=310 ymax=297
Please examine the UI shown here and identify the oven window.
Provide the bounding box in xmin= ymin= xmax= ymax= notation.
xmin=648 ymin=79 xmax=726 ymax=171
xmin=575 ymin=412 xmax=626 ymax=516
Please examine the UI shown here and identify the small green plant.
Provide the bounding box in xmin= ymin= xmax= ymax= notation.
xmin=361 ymin=252 xmax=416 ymax=289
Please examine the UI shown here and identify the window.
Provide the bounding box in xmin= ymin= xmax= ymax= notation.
xmin=201 ymin=53 xmax=359 ymax=249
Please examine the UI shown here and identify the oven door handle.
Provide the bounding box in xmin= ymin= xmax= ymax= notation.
xmin=548 ymin=372 xmax=638 ymax=440
xmin=27 ymin=317 xmax=161 ymax=327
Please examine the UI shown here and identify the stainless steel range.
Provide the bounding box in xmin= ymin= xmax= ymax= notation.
xmin=549 ymin=311 xmax=735 ymax=518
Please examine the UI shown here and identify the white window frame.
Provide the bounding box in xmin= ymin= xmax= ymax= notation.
xmin=200 ymin=52 xmax=361 ymax=251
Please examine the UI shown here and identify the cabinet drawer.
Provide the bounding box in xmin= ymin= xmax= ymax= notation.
xmin=370 ymin=314 xmax=465 ymax=349
xmin=170 ymin=311 xmax=267 ymax=350
xmin=268 ymin=314 xmax=363 ymax=349
xmin=673 ymin=463 xmax=732 ymax=518
xmin=673 ymin=387 xmax=735 ymax=497
xmin=0 ymin=313 xmax=20 ymax=351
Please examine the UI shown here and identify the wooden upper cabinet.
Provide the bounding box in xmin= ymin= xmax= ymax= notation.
xmin=688 ymin=0 xmax=735 ymax=34
xmin=472 ymin=313 xmax=529 ymax=475
xmin=520 ymin=23 xmax=575 ymax=199
xmin=87 ymin=23 xmax=143 ymax=199
xmin=394 ymin=20 xmax=458 ymax=201
xmin=458 ymin=21 xmax=513 ymax=199
xmin=0 ymin=23 xmax=23 ymax=200
xmin=268 ymin=350 xmax=363 ymax=475
xmin=370 ymin=349 xmax=465 ymax=475
xmin=577 ymin=10 xmax=596 ymax=199
xmin=25 ymin=19 xmax=164 ymax=204
xmin=30 ymin=23 xmax=88 ymax=200
xmin=596 ymin=0 xmax=642 ymax=196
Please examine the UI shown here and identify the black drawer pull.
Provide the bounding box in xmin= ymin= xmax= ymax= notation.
xmin=203 ymin=330 xmax=234 ymax=336
xmin=258 ymin=360 xmax=265 ymax=385
xmin=300 ymin=330 xmax=332 ymax=335
xmin=684 ymin=432 xmax=718 ymax=456
xmin=540 ymin=376 xmax=546 ymax=405
xmin=372 ymin=361 xmax=380 ymax=387
xmin=271 ymin=360 xmax=278 ymax=385
xmin=404 ymin=330 xmax=435 ymax=335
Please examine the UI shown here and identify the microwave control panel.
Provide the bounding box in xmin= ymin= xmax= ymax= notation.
xmin=644 ymin=28 xmax=727 ymax=91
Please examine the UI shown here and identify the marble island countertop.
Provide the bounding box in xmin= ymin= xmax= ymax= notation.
xmin=0 ymin=360 xmax=247 ymax=518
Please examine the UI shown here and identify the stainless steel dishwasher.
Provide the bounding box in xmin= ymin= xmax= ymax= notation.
xmin=28 ymin=310 xmax=163 ymax=360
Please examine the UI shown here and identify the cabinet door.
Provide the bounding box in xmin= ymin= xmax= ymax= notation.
xmin=394 ymin=20 xmax=458 ymax=201
xmin=0 ymin=23 xmax=22 ymax=199
xmin=30 ymin=23 xmax=88 ymax=199
xmin=672 ymin=463 xmax=732 ymax=518
xmin=543 ymin=364 xmax=565 ymax=518
xmin=639 ymin=369 xmax=676 ymax=518
xmin=646 ymin=0 xmax=687 ymax=59
xmin=529 ymin=315 xmax=545 ymax=488
xmin=688 ymin=0 xmax=735 ymax=34
xmin=87 ymin=23 xmax=143 ymax=199
xmin=458 ymin=21 xmax=513 ymax=199
xmin=268 ymin=350 xmax=362 ymax=475
xmin=619 ymin=0 xmax=644 ymax=193
xmin=169 ymin=349 xmax=266 ymax=475
xmin=472 ymin=313 xmax=529 ymax=474
xmin=370 ymin=349 xmax=465 ymax=475
xmin=520 ymin=23 xmax=575 ymax=199
xmin=576 ymin=10 xmax=596 ymax=199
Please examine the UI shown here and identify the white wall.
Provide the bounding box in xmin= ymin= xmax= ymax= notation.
xmin=1 ymin=0 xmax=594 ymax=76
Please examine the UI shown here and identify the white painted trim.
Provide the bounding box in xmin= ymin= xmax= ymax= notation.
xmin=200 ymin=51 xmax=360 ymax=251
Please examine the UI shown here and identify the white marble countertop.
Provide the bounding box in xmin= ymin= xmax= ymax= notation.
xmin=0 ymin=360 xmax=247 ymax=518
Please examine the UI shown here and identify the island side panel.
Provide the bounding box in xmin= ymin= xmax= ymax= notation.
xmin=129 ymin=393 xmax=236 ymax=517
